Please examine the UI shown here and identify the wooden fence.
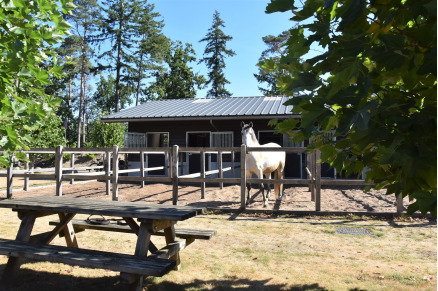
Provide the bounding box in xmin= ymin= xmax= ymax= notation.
xmin=0 ymin=145 xmax=404 ymax=214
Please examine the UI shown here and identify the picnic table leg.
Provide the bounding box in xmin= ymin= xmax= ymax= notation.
xmin=0 ymin=212 xmax=37 ymax=290
xmin=120 ymin=220 xmax=153 ymax=291
xmin=164 ymin=225 xmax=180 ymax=271
xmin=58 ymin=213 xmax=78 ymax=247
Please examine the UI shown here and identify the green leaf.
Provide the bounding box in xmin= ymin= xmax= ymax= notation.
xmin=266 ymin=0 xmax=297 ymax=13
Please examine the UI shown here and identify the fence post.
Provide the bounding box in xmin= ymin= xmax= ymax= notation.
xmin=172 ymin=145 xmax=179 ymax=205
xmin=24 ymin=153 xmax=29 ymax=191
xmin=396 ymin=194 xmax=404 ymax=215
xmin=7 ymin=160 xmax=12 ymax=199
xmin=112 ymin=145 xmax=119 ymax=201
xmin=105 ymin=150 xmax=111 ymax=195
xmin=315 ymin=150 xmax=321 ymax=211
xmin=240 ymin=144 xmax=247 ymax=209
xmin=218 ymin=151 xmax=223 ymax=189
xmin=201 ymin=151 xmax=205 ymax=199
xmin=140 ymin=151 xmax=145 ymax=188
xmin=55 ymin=145 xmax=63 ymax=196
xmin=231 ymin=150 xmax=235 ymax=178
xmin=70 ymin=153 xmax=75 ymax=184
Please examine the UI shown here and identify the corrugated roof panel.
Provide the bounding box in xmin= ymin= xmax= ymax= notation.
xmin=101 ymin=96 xmax=296 ymax=121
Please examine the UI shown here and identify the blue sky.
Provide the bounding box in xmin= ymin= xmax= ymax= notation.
xmin=150 ymin=0 xmax=293 ymax=98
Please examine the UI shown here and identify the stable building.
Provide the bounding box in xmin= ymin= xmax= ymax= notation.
xmin=101 ymin=96 xmax=335 ymax=179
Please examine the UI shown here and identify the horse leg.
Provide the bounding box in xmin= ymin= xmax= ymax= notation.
xmin=246 ymin=183 xmax=251 ymax=205
xmin=265 ymin=173 xmax=271 ymax=199
xmin=259 ymin=170 xmax=268 ymax=207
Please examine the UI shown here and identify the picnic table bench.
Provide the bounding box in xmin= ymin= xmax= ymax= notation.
xmin=0 ymin=196 xmax=215 ymax=291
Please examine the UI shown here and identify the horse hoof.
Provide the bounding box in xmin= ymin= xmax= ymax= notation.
xmin=263 ymin=203 xmax=268 ymax=208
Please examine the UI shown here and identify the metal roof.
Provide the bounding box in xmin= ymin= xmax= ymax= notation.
xmin=101 ymin=96 xmax=296 ymax=122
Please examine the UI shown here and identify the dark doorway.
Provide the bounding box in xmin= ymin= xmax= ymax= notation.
xmin=187 ymin=132 xmax=210 ymax=174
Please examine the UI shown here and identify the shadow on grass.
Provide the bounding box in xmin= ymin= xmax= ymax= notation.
xmin=0 ymin=266 xmax=331 ymax=291
xmin=144 ymin=277 xmax=329 ymax=291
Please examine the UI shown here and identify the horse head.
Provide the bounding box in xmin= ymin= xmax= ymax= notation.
xmin=241 ymin=122 xmax=257 ymax=146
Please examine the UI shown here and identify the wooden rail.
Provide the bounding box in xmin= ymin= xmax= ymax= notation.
xmin=0 ymin=145 xmax=404 ymax=215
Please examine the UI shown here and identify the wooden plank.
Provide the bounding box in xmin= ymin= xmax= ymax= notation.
xmin=112 ymin=145 xmax=119 ymax=201
xmin=164 ymin=226 xmax=180 ymax=270
xmin=7 ymin=163 xmax=12 ymax=199
xmin=0 ymin=196 xmax=204 ymax=221
xmin=55 ymin=145 xmax=63 ymax=196
xmin=315 ymin=150 xmax=321 ymax=212
xmin=201 ymin=151 xmax=205 ymax=199
xmin=172 ymin=145 xmax=179 ymax=205
xmin=240 ymin=144 xmax=246 ymax=209
xmin=49 ymin=219 xmax=216 ymax=240
xmin=0 ymin=238 xmax=175 ymax=277
xmin=218 ymin=151 xmax=223 ymax=189
xmin=140 ymin=151 xmax=145 ymax=188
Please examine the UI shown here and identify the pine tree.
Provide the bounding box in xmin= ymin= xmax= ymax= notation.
xmin=254 ymin=31 xmax=289 ymax=96
xmin=148 ymin=41 xmax=205 ymax=100
xmin=199 ymin=10 xmax=235 ymax=98
xmin=66 ymin=0 xmax=100 ymax=147
xmin=132 ymin=3 xmax=169 ymax=106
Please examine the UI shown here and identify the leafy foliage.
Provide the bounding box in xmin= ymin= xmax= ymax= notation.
xmin=86 ymin=116 xmax=126 ymax=148
xmin=147 ymin=41 xmax=205 ymax=100
xmin=0 ymin=0 xmax=75 ymax=166
xmin=255 ymin=32 xmax=290 ymax=96
xmin=265 ymin=0 xmax=437 ymax=215
xmin=199 ymin=10 xmax=236 ymax=98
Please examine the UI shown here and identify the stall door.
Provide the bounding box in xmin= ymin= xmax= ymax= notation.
xmin=187 ymin=132 xmax=210 ymax=174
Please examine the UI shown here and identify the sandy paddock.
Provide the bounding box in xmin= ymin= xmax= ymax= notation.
xmin=5 ymin=180 xmax=410 ymax=214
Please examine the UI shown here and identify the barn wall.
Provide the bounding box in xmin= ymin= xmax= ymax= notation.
xmin=128 ymin=119 xmax=285 ymax=147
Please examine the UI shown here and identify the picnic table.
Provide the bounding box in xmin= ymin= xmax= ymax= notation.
xmin=0 ymin=196 xmax=215 ymax=290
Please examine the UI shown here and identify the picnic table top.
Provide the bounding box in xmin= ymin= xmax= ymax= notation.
xmin=0 ymin=196 xmax=205 ymax=221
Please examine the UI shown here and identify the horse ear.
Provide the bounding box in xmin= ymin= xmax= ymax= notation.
xmin=241 ymin=121 xmax=245 ymax=128
xmin=249 ymin=122 xmax=253 ymax=128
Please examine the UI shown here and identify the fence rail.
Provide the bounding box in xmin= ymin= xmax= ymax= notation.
xmin=1 ymin=145 xmax=404 ymax=214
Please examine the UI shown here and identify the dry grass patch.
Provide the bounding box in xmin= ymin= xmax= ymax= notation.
xmin=0 ymin=208 xmax=435 ymax=291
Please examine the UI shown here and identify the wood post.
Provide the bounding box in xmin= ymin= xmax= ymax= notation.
xmin=240 ymin=144 xmax=247 ymax=209
xmin=55 ymin=145 xmax=63 ymax=196
xmin=201 ymin=151 xmax=205 ymax=199
xmin=140 ymin=151 xmax=145 ymax=188
xmin=231 ymin=151 xmax=235 ymax=178
xmin=315 ymin=150 xmax=321 ymax=211
xmin=7 ymin=161 xmax=13 ymax=199
xmin=105 ymin=150 xmax=111 ymax=195
xmin=218 ymin=151 xmax=223 ymax=189
xmin=112 ymin=145 xmax=119 ymax=201
xmin=172 ymin=145 xmax=179 ymax=205
xmin=24 ymin=153 xmax=29 ymax=191
xmin=70 ymin=153 xmax=75 ymax=184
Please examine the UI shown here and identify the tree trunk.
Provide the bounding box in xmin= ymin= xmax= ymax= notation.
xmin=136 ymin=53 xmax=143 ymax=106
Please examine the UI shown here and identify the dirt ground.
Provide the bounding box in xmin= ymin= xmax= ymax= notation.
xmin=5 ymin=180 xmax=410 ymax=214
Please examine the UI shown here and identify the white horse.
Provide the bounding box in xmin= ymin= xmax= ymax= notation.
xmin=241 ymin=122 xmax=285 ymax=207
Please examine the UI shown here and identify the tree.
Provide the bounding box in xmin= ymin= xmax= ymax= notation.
xmin=89 ymin=74 xmax=132 ymax=118
xmin=254 ymin=31 xmax=290 ymax=96
xmin=0 ymin=0 xmax=75 ymax=166
xmin=86 ymin=115 xmax=126 ymax=148
xmin=264 ymin=0 xmax=437 ymax=215
xmin=132 ymin=3 xmax=169 ymax=106
xmin=66 ymin=0 xmax=100 ymax=147
xmin=147 ymin=41 xmax=205 ymax=100
xmin=97 ymin=0 xmax=163 ymax=112
xmin=199 ymin=10 xmax=235 ymax=98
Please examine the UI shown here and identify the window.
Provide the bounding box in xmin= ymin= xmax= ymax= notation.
xmin=211 ymin=132 xmax=233 ymax=147
xmin=124 ymin=132 xmax=146 ymax=147
xmin=147 ymin=132 xmax=169 ymax=147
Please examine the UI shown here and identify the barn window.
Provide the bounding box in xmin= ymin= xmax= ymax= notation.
xmin=147 ymin=132 xmax=169 ymax=147
xmin=211 ymin=132 xmax=233 ymax=147
xmin=124 ymin=132 xmax=146 ymax=147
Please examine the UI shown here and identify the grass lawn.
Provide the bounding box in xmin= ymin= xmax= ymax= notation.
xmin=0 ymin=208 xmax=435 ymax=290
